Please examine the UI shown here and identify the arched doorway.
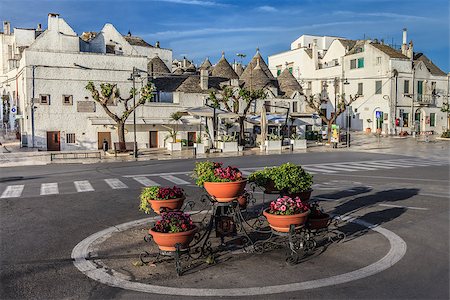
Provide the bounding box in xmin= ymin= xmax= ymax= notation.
xmin=414 ymin=108 xmax=425 ymax=133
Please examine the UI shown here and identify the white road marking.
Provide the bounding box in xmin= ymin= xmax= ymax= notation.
xmin=378 ymin=204 xmax=429 ymax=211
xmin=1 ymin=185 xmax=24 ymax=198
xmin=104 ymin=178 xmax=128 ymax=189
xmin=123 ymin=171 xmax=190 ymax=178
xmin=330 ymin=163 xmax=378 ymax=171
xmin=74 ymin=181 xmax=94 ymax=192
xmin=354 ymin=162 xmax=396 ymax=169
xmin=160 ymin=175 xmax=190 ymax=185
xmin=303 ymin=166 xmax=337 ymax=173
xmin=418 ymin=192 xmax=450 ymax=199
xmin=387 ymin=160 xmax=436 ymax=167
xmin=133 ymin=176 xmax=160 ymax=187
xmin=72 ymin=214 xmax=407 ymax=297
xmin=40 ymin=183 xmax=59 ymax=195
xmin=240 ymin=170 xmax=251 ymax=176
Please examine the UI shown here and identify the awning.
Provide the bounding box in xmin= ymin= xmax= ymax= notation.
xmin=247 ymin=114 xmax=287 ymax=125
xmin=182 ymin=106 xmax=238 ymax=118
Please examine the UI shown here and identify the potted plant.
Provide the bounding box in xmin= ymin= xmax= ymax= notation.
xmin=139 ymin=186 xmax=185 ymax=214
xmin=248 ymin=168 xmax=279 ymax=194
xmin=306 ymin=201 xmax=331 ymax=230
xmin=263 ymin=196 xmax=310 ymax=232
xmin=149 ymin=211 xmax=197 ymax=251
xmin=290 ymin=133 xmax=307 ymax=149
xmin=273 ymin=163 xmax=314 ymax=201
xmin=365 ymin=119 xmax=372 ymax=134
xmin=193 ymin=161 xmax=247 ymax=202
xmin=166 ymin=112 xmax=183 ymax=151
xmin=218 ymin=134 xmax=238 ymax=152
xmin=264 ymin=133 xmax=282 ymax=151
xmin=193 ymin=135 xmax=208 ymax=154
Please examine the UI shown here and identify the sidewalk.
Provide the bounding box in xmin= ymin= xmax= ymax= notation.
xmin=1 ymin=132 xmax=449 ymax=167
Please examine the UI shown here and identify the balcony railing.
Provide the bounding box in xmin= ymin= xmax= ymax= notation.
xmin=414 ymin=94 xmax=436 ymax=106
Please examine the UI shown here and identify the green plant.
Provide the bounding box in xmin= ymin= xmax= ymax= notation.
xmin=441 ymin=130 xmax=450 ymax=138
xmin=290 ymin=133 xmax=304 ymax=140
xmin=248 ymin=163 xmax=313 ymax=193
xmin=221 ymin=134 xmax=236 ymax=142
xmin=196 ymin=135 xmax=202 ymax=144
xmin=267 ymin=133 xmax=282 ymax=141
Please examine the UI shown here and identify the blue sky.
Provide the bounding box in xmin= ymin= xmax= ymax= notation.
xmin=1 ymin=0 xmax=448 ymax=72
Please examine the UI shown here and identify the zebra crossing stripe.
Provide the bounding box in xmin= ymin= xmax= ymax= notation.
xmin=241 ymin=170 xmax=251 ymax=176
xmin=385 ymin=160 xmax=431 ymax=167
xmin=133 ymin=176 xmax=160 ymax=187
xmin=40 ymin=183 xmax=59 ymax=195
xmin=303 ymin=166 xmax=337 ymax=173
xmin=329 ymin=163 xmax=378 ymax=171
xmin=104 ymin=178 xmax=128 ymax=189
xmin=398 ymin=159 xmax=442 ymax=166
xmin=1 ymin=185 xmax=24 ymax=198
xmin=160 ymin=175 xmax=190 ymax=185
xmin=74 ymin=181 xmax=94 ymax=192
xmin=355 ymin=162 xmax=397 ymax=169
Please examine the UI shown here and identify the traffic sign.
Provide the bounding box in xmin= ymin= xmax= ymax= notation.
xmin=11 ymin=106 xmax=16 ymax=114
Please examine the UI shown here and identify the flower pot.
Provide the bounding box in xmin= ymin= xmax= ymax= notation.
xmin=307 ymin=213 xmax=331 ymax=230
xmin=147 ymin=196 xmax=185 ymax=214
xmin=167 ymin=142 xmax=182 ymax=151
xmin=263 ymin=209 xmax=310 ymax=233
xmin=203 ymin=179 xmax=247 ymax=202
xmin=149 ymin=226 xmax=197 ymax=251
xmin=218 ymin=141 xmax=238 ymax=152
xmin=282 ymin=189 xmax=313 ymax=202
xmin=376 ymin=128 xmax=382 ymax=134
xmin=290 ymin=139 xmax=307 ymax=149
xmin=264 ymin=140 xmax=282 ymax=151
xmin=263 ymin=180 xmax=280 ymax=194
xmin=365 ymin=128 xmax=372 ymax=134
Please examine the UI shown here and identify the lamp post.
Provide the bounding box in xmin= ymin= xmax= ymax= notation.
xmin=31 ymin=65 xmax=36 ymax=148
xmin=205 ymin=97 xmax=218 ymax=149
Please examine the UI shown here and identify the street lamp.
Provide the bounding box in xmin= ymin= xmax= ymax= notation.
xmin=128 ymin=67 xmax=149 ymax=158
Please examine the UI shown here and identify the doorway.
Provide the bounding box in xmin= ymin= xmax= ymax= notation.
xmin=98 ymin=132 xmax=112 ymax=150
xmin=187 ymin=132 xmax=196 ymax=147
xmin=47 ymin=131 xmax=60 ymax=151
xmin=149 ymin=131 xmax=158 ymax=148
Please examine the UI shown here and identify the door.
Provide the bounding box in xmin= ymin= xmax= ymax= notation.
xmin=149 ymin=131 xmax=158 ymax=148
xmin=98 ymin=132 xmax=112 ymax=150
xmin=187 ymin=132 xmax=196 ymax=147
xmin=47 ymin=131 xmax=60 ymax=151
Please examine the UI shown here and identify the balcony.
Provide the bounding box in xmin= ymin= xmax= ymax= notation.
xmin=414 ymin=94 xmax=436 ymax=106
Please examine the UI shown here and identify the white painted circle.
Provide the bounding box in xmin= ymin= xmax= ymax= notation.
xmin=72 ymin=215 xmax=407 ymax=297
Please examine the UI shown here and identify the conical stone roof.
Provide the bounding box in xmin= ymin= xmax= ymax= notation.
xmin=172 ymin=67 xmax=184 ymax=75
xmin=243 ymin=58 xmax=271 ymax=90
xmin=185 ymin=62 xmax=197 ymax=73
xmin=240 ymin=49 xmax=274 ymax=82
xmin=148 ymin=55 xmax=170 ymax=77
xmin=277 ymin=68 xmax=302 ymax=96
xmin=234 ymin=63 xmax=244 ymax=77
xmin=212 ymin=53 xmax=239 ymax=79
xmin=200 ymin=58 xmax=212 ymax=70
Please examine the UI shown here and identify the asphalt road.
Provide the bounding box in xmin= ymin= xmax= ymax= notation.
xmin=0 ymin=151 xmax=449 ymax=299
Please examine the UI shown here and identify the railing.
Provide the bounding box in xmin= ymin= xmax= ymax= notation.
xmin=50 ymin=151 xmax=102 ymax=161
xmin=414 ymin=94 xmax=436 ymax=105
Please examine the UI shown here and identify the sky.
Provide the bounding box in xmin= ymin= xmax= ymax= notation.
xmin=1 ymin=0 xmax=449 ymax=72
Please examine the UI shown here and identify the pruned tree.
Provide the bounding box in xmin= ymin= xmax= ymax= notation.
xmin=306 ymin=93 xmax=360 ymax=143
xmin=210 ymin=86 xmax=267 ymax=146
xmin=441 ymin=102 xmax=450 ymax=131
xmin=85 ymin=81 xmax=154 ymax=146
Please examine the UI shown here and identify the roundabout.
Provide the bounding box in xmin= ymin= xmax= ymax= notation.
xmin=71 ymin=213 xmax=407 ymax=297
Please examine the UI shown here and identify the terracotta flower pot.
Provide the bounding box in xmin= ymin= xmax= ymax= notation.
xmin=149 ymin=226 xmax=197 ymax=251
xmin=282 ymin=189 xmax=313 ymax=202
xmin=376 ymin=128 xmax=382 ymax=134
xmin=307 ymin=213 xmax=331 ymax=230
xmin=263 ymin=209 xmax=310 ymax=233
xmin=204 ymin=179 xmax=247 ymax=202
xmin=237 ymin=194 xmax=248 ymax=209
xmin=147 ymin=196 xmax=185 ymax=214
xmin=365 ymin=128 xmax=372 ymax=134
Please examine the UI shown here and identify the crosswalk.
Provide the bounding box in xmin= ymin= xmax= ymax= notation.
xmin=0 ymin=158 xmax=446 ymax=199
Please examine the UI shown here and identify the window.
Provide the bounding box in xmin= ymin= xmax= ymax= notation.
xmin=357 ymin=83 xmax=363 ymax=95
xmin=264 ymin=101 xmax=271 ymax=112
xmin=417 ymin=81 xmax=423 ymax=100
xmin=66 ymin=133 xmax=76 ymax=143
xmin=288 ymin=67 xmax=293 ymax=74
xmin=431 ymin=81 xmax=436 ymax=94
xmin=430 ymin=113 xmax=436 ymax=127
xmin=376 ymin=57 xmax=382 ymax=65
xmin=375 ymin=81 xmax=382 ymax=94
xmin=151 ymin=91 xmax=173 ymax=103
xmin=350 ymin=59 xmax=356 ymax=69
xmin=404 ymin=80 xmax=410 ymax=94
xmin=62 ymin=95 xmax=73 ymax=105
xmin=106 ymin=44 xmax=115 ymax=54
xmin=276 ymin=65 xmax=282 ymax=76
xmin=292 ymin=102 xmax=298 ymax=113
xmin=357 ymin=58 xmax=364 ymax=68
xmin=40 ymin=94 xmax=50 ymax=104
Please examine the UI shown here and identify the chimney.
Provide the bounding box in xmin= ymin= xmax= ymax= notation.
xmin=200 ymin=69 xmax=209 ymax=90
xmin=182 ymin=56 xmax=188 ymax=68
xmin=48 ymin=13 xmax=60 ymax=31
xmin=3 ymin=21 xmax=11 ymax=35
xmin=37 ymin=23 xmax=42 ymax=31
xmin=312 ymin=39 xmax=319 ymax=70
xmin=401 ymin=28 xmax=408 ymax=56
xmin=407 ymin=40 xmax=414 ymax=59
xmin=155 ymin=41 xmax=160 ymax=48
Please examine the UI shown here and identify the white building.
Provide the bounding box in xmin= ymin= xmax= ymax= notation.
xmin=0 ymin=13 xmax=176 ymax=150
xmin=268 ymin=30 xmax=449 ymax=135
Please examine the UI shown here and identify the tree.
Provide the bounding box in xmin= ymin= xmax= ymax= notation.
xmin=305 ymin=93 xmax=360 ymax=143
xmin=167 ymin=112 xmax=183 ymax=143
xmin=209 ymin=86 xmax=267 ymax=146
xmin=441 ymin=102 xmax=450 ymax=131
xmin=85 ymin=81 xmax=154 ymax=147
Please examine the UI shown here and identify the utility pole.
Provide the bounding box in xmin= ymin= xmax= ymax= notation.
xmin=131 ymin=67 xmax=138 ymax=158
xmin=31 ymin=65 xmax=36 ymax=148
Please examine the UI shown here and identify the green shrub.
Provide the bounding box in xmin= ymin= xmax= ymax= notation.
xmin=441 ymin=130 xmax=450 ymax=138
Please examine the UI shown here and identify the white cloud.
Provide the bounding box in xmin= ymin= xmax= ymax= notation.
xmin=256 ymin=5 xmax=278 ymax=12
xmin=332 ymin=10 xmax=430 ymax=21
xmin=154 ymin=0 xmax=226 ymax=6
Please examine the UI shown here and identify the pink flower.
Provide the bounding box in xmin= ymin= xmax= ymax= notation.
xmin=280 ymin=205 xmax=286 ymax=212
